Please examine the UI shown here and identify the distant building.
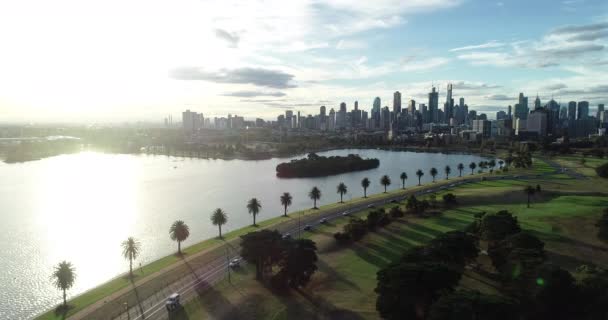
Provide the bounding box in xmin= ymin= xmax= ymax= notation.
xmin=496 ymin=110 xmax=507 ymax=120
xmin=577 ymin=101 xmax=589 ymax=120
xmin=568 ymin=101 xmax=577 ymax=121
xmin=428 ymin=87 xmax=439 ymax=123
xmin=393 ymin=91 xmax=402 ymax=114
xmin=182 ymin=110 xmax=202 ymax=132
xmin=472 ymin=119 xmax=491 ymax=138
xmin=527 ymin=110 xmax=548 ymax=137
xmin=514 ymin=93 xmax=529 ymax=120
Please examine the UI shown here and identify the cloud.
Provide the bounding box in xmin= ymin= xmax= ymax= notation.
xmin=538 ymin=43 xmax=605 ymax=57
xmin=336 ymin=39 xmax=368 ymax=50
xmin=401 ymin=57 xmax=449 ymax=72
xmin=549 ymin=22 xmax=608 ymax=42
xmin=451 ymin=81 xmax=501 ymax=90
xmin=485 ymin=94 xmax=513 ymax=100
xmin=543 ymin=83 xmax=568 ymax=91
xmin=223 ymin=91 xmax=286 ymax=97
xmin=551 ymin=22 xmax=608 ymax=35
xmin=214 ymin=29 xmax=240 ymax=48
xmin=449 ymin=41 xmax=504 ymax=52
xmin=170 ymin=67 xmax=296 ymax=89
xmin=558 ymin=84 xmax=608 ymax=95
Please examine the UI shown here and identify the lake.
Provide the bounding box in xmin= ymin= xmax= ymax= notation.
xmin=0 ymin=149 xmax=490 ymax=319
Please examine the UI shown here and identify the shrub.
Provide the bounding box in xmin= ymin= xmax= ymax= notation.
xmin=596 ymin=163 xmax=608 ymax=178
xmin=344 ymin=218 xmax=368 ymax=241
xmin=333 ymin=232 xmax=351 ymax=245
xmin=367 ymin=210 xmax=383 ymax=230
xmin=442 ymin=193 xmax=457 ymax=206
xmin=389 ymin=206 xmax=404 ymax=218
xmin=378 ymin=212 xmax=391 ymax=227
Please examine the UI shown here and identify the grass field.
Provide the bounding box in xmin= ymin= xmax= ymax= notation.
xmin=175 ymin=170 xmax=608 ymax=319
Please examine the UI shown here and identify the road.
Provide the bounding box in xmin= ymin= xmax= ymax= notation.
xmin=112 ymin=165 xmax=568 ymax=320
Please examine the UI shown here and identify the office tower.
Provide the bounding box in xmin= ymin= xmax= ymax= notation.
xmin=428 ymin=87 xmax=439 ymax=123
xmin=528 ymin=110 xmax=548 ymax=136
xmin=496 ymin=111 xmax=507 ymax=120
xmin=408 ymin=100 xmax=416 ymax=114
xmin=420 ymin=104 xmax=428 ymax=123
xmin=514 ymin=93 xmax=529 ymax=120
xmin=534 ymin=95 xmax=541 ymax=110
xmin=182 ymin=109 xmax=202 ymax=132
xmin=443 ymin=83 xmax=454 ymax=123
xmin=381 ymin=106 xmax=391 ymax=130
xmin=560 ymin=106 xmax=568 ymax=120
xmin=508 ymin=105 xmax=512 ymax=119
xmin=320 ymin=106 xmax=326 ymax=117
xmin=393 ymin=91 xmax=402 ymax=114
xmin=328 ymin=108 xmax=336 ymax=131
xmin=568 ymin=101 xmax=577 ymax=121
xmin=577 ymin=101 xmax=589 ymax=120
xmin=597 ymin=104 xmax=605 ymax=119
xmin=285 ymin=110 xmax=294 ymax=129
xmin=373 ymin=97 xmax=381 ymax=111
xmin=472 ymin=119 xmax=491 ymax=138
xmin=354 ymin=101 xmax=359 ymax=110
xmin=339 ymin=102 xmax=347 ymax=113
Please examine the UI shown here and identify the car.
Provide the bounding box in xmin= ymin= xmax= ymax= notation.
xmin=166 ymin=293 xmax=181 ymax=311
xmin=449 ymin=184 xmax=455 ymax=187
xmin=390 ymin=199 xmax=397 ymax=203
xmin=367 ymin=204 xmax=375 ymax=208
xmin=303 ymin=224 xmax=313 ymax=231
xmin=228 ymin=258 xmax=241 ymax=268
xmin=341 ymin=211 xmax=350 ymax=216
xmin=282 ymin=233 xmax=291 ymax=240
xmin=320 ymin=218 xmax=328 ymax=224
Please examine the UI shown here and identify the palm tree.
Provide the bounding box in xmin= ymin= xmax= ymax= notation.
xmin=380 ymin=175 xmax=391 ymax=193
xmin=309 ymin=186 xmax=321 ymax=209
xmin=444 ymin=165 xmax=451 ymax=180
xmin=280 ymin=192 xmax=292 ymax=217
xmin=169 ymin=220 xmax=190 ymax=255
xmin=247 ymin=198 xmax=262 ymax=226
xmin=336 ymin=182 xmax=347 ymax=203
xmin=121 ymin=237 xmax=141 ymax=277
xmin=524 ymin=185 xmax=536 ymax=208
xmin=498 ymin=160 xmax=504 ymax=169
xmin=478 ymin=161 xmax=486 ymax=172
xmin=430 ymin=167 xmax=438 ymax=182
xmin=457 ymin=163 xmax=464 ymax=177
xmin=469 ymin=162 xmax=477 ymax=175
xmin=211 ymin=208 xmax=228 ymax=238
xmin=361 ymin=177 xmax=370 ymax=198
xmin=400 ymin=172 xmax=408 ymax=189
xmin=51 ymin=261 xmax=76 ymax=307
xmin=416 ymin=169 xmax=424 ymax=186
xmin=488 ymin=159 xmax=496 ymax=173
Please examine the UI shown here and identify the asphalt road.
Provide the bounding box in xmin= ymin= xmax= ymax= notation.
xmin=114 ymin=166 xmax=569 ymax=320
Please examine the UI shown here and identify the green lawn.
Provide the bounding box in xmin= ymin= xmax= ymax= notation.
xmin=177 ymin=177 xmax=608 ymax=319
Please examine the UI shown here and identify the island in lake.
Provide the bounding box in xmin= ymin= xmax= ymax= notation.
xmin=276 ymin=153 xmax=380 ymax=178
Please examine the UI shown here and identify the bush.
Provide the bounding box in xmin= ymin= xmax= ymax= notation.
xmin=344 ymin=218 xmax=368 ymax=241
xmin=367 ymin=210 xmax=383 ymax=230
xmin=596 ymin=163 xmax=608 ymax=178
xmin=333 ymin=232 xmax=351 ymax=245
xmin=442 ymin=193 xmax=457 ymax=206
xmin=378 ymin=212 xmax=391 ymax=227
xmin=389 ymin=206 xmax=404 ymax=218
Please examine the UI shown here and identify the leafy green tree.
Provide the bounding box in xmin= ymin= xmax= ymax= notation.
xmin=309 ymin=186 xmax=321 ymax=209
xmin=277 ymin=239 xmax=318 ymax=289
xmin=376 ymin=261 xmax=462 ymax=320
xmin=425 ymin=231 xmax=479 ymax=268
xmin=478 ymin=161 xmax=486 ymax=172
xmin=430 ymin=167 xmax=438 ymax=182
xmin=343 ymin=218 xmax=368 ymax=241
xmin=380 ymin=175 xmax=391 ymax=193
xmin=280 ymin=192 xmax=292 ymax=217
xmin=428 ymin=290 xmax=520 ymax=320
xmin=478 ymin=210 xmax=521 ymax=245
xmin=524 ymin=185 xmax=536 ymax=208
xmin=51 ymin=261 xmax=76 ymax=307
xmin=444 ymin=165 xmax=451 ymax=180
xmin=416 ymin=169 xmax=424 ymax=185
xmin=498 ymin=159 xmax=504 ymax=169
xmin=240 ymin=230 xmax=284 ymax=280
xmin=442 ymin=193 xmax=457 ymax=207
xmin=488 ymin=159 xmax=496 ymax=173
xmin=169 ymin=220 xmax=190 ymax=255
xmin=211 ymin=208 xmax=228 ymax=238
xmin=121 ymin=237 xmax=141 ymax=277
xmin=530 ymin=265 xmax=580 ymax=319
xmin=469 ymin=162 xmax=477 ymax=175
xmin=336 ymin=182 xmax=347 ymax=203
xmin=596 ymin=209 xmax=608 ymax=243
xmin=400 ymin=172 xmax=408 ymax=189
xmin=361 ymin=177 xmax=370 ymax=198
xmin=457 ymin=163 xmax=464 ymax=177
xmin=247 ymin=198 xmax=262 ymax=226
xmin=487 ymin=232 xmax=545 ymax=273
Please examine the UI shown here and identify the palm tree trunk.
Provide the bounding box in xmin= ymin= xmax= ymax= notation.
xmin=253 ymin=214 xmax=256 ymax=226
xmin=459 ymin=170 xmax=462 ymax=177
xmin=63 ymin=288 xmax=67 ymax=306
xmin=284 ymin=205 xmax=287 ymax=216
xmin=384 ymin=185 xmax=387 ymax=193
xmin=219 ymin=225 xmax=222 ymax=238
xmin=129 ymin=258 xmax=133 ymax=277
xmin=178 ymin=241 xmax=181 ymax=254
xmin=313 ymin=199 xmax=317 ymax=208
xmin=402 ymin=180 xmax=405 ymax=189
xmin=340 ymin=193 xmax=343 ymax=203
xmin=418 ymin=177 xmax=421 ymax=186
xmin=364 ymin=188 xmax=367 ymax=198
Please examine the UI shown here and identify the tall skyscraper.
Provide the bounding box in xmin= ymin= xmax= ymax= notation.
xmin=597 ymin=104 xmax=605 ymax=119
xmin=514 ymin=93 xmax=529 ymax=120
xmin=577 ymin=101 xmax=589 ymax=120
xmin=354 ymin=101 xmax=359 ymax=110
xmin=534 ymin=95 xmax=541 ymax=110
xmin=408 ymin=100 xmax=416 ymax=114
xmin=443 ymin=83 xmax=454 ymax=123
xmin=373 ymin=97 xmax=381 ymax=111
xmin=568 ymin=101 xmax=577 ymax=121
xmin=339 ymin=102 xmax=347 ymax=112
xmin=393 ymin=91 xmax=402 ymax=114
xmin=508 ymin=105 xmax=512 ymax=119
xmin=428 ymin=87 xmax=439 ymax=123
xmin=320 ymin=105 xmax=326 ymax=117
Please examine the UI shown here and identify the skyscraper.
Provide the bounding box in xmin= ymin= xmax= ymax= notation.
xmin=393 ymin=91 xmax=402 ymax=114
xmin=443 ymin=83 xmax=454 ymax=123
xmin=339 ymin=102 xmax=347 ymax=112
xmin=373 ymin=97 xmax=381 ymax=111
xmin=354 ymin=101 xmax=359 ymax=110
xmin=577 ymin=101 xmax=589 ymax=120
xmin=534 ymin=94 xmax=541 ymax=110
xmin=508 ymin=105 xmax=512 ymax=119
xmin=514 ymin=93 xmax=529 ymax=120
xmin=408 ymin=100 xmax=416 ymax=114
xmin=597 ymin=104 xmax=605 ymax=119
xmin=568 ymin=101 xmax=577 ymax=121
xmin=320 ymin=105 xmax=326 ymax=117
xmin=428 ymin=87 xmax=439 ymax=123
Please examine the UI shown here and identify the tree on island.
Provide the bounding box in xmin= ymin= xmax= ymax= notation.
xmin=247 ymin=198 xmax=262 ymax=226
xmin=469 ymin=162 xmax=477 ymax=175
xmin=457 ymin=163 xmax=464 ymax=177
xmin=380 ymin=175 xmax=391 ymax=193
xmin=280 ymin=192 xmax=292 ymax=217
xmin=361 ymin=177 xmax=370 ymax=198
xmin=416 ymin=169 xmax=424 ymax=185
xmin=121 ymin=237 xmax=141 ymax=277
xmin=51 ymin=261 xmax=76 ymax=308
xmin=309 ymin=186 xmax=321 ymax=209
xmin=524 ymin=185 xmax=536 ymax=208
xmin=444 ymin=165 xmax=451 ymax=180
xmin=400 ymin=172 xmax=408 ymax=189
xmin=211 ymin=208 xmax=228 ymax=238
xmin=170 ymin=220 xmax=190 ymax=255
xmin=336 ymin=182 xmax=347 ymax=203
xmin=430 ymin=167 xmax=438 ymax=182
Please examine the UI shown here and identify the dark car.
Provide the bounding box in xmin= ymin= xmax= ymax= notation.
xmin=304 ymin=224 xmax=313 ymax=231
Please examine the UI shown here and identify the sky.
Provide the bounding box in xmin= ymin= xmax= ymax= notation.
xmin=0 ymin=0 xmax=607 ymax=123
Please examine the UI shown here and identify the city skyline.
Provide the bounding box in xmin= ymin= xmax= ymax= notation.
xmin=0 ymin=0 xmax=607 ymax=123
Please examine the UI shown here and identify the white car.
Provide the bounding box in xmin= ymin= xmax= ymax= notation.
xmin=228 ymin=258 xmax=241 ymax=268
xmin=320 ymin=218 xmax=328 ymax=224
xmin=166 ymin=293 xmax=181 ymax=311
xmin=341 ymin=211 xmax=350 ymax=216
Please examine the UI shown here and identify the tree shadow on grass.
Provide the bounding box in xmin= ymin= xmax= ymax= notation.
xmin=53 ymin=304 xmax=72 ymax=320
xmin=294 ymin=287 xmax=365 ymax=320
xmin=129 ymin=278 xmax=147 ymax=320
xmin=315 ymin=259 xmax=361 ymax=292
xmin=192 ymin=280 xmax=244 ymax=319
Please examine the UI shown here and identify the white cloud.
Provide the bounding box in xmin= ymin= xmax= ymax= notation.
xmin=449 ymin=41 xmax=505 ymax=52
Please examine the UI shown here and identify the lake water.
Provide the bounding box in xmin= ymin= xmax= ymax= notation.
xmin=0 ymin=149 xmax=490 ymax=319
